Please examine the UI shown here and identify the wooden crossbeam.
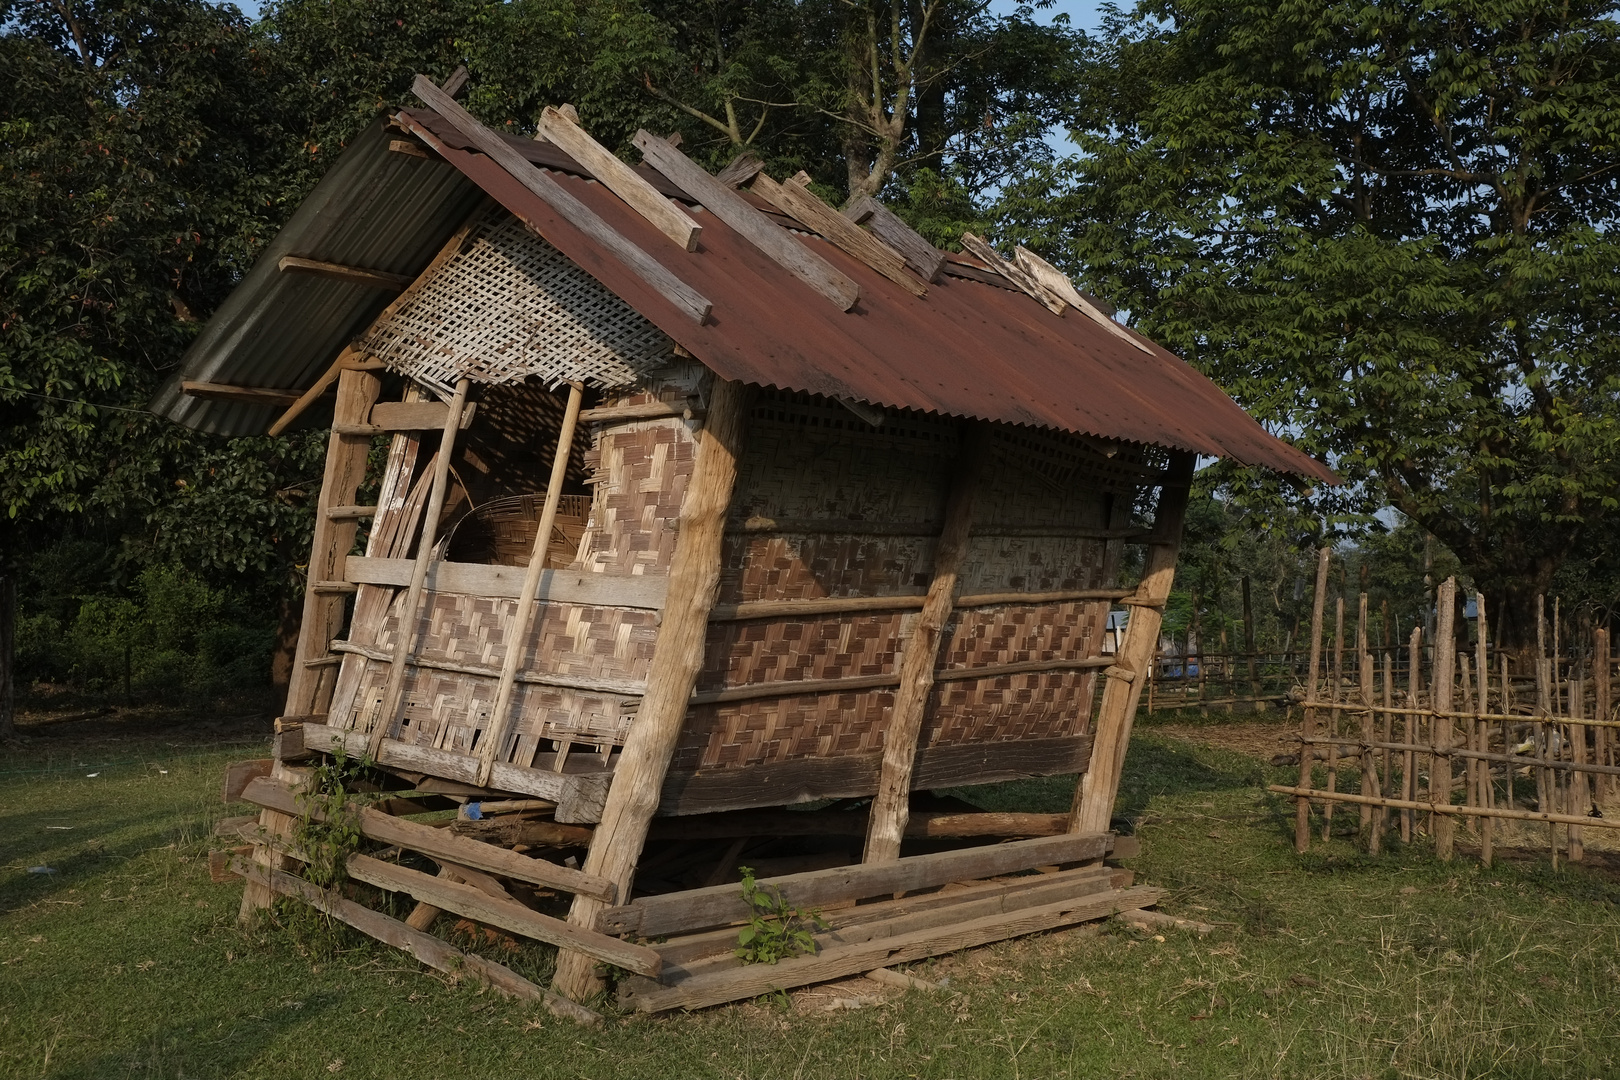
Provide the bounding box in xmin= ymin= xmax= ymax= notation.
xmin=751 ymin=173 xmax=925 ymax=297
xmin=844 ymin=196 xmax=945 ymax=283
xmin=181 ymin=381 xmax=301 ymax=406
xmin=411 ymin=77 xmax=711 ymax=323
xmin=277 ymin=255 xmax=415 ymax=290
xmin=537 ymin=106 xmax=701 ymax=252
xmin=632 ymin=131 xmax=860 ymax=311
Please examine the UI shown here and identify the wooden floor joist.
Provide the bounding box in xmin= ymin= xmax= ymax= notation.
xmin=230 ymin=858 xmax=601 ymax=1025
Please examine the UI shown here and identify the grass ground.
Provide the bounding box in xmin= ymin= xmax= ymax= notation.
xmin=3 ymin=707 xmax=1619 ymax=1079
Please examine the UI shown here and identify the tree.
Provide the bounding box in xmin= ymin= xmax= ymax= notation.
xmin=1000 ymin=0 xmax=1620 ymax=652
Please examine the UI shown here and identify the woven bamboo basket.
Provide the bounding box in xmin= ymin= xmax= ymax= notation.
xmin=446 ymin=491 xmax=591 ymax=567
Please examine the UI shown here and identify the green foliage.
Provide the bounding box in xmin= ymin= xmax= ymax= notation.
xmin=15 ymin=563 xmax=273 ymax=702
xmin=733 ymin=865 xmax=825 ymax=965
xmin=292 ymin=748 xmax=374 ymax=890
xmin=999 ymin=0 xmax=1620 ymax=646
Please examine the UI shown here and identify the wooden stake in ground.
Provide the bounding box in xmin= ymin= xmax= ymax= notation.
xmin=1358 ymin=592 xmax=1378 ymax=850
xmin=551 ymin=379 xmax=749 ymax=1003
xmin=1295 ymin=547 xmax=1331 ymax=853
xmin=1072 ymin=452 xmax=1196 ymax=836
xmin=1323 ymin=594 xmax=1345 ymax=841
xmin=864 ymin=425 xmax=988 ymax=863
xmin=1433 ymin=577 xmax=1457 ymax=859
xmin=475 ymin=382 xmax=585 ymax=786
xmin=1597 ymin=628 xmax=1613 ymax=805
xmin=369 ymin=378 xmax=472 ymax=757
xmin=1404 ymin=626 xmax=1422 ymax=842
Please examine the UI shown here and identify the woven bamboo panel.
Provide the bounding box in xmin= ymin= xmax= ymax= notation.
xmin=671 ymin=692 xmax=898 ymax=771
xmin=697 ymin=612 xmax=908 ymax=692
xmin=358 ymin=207 xmax=673 ymax=397
xmin=573 ymin=421 xmax=695 ymax=576
xmin=922 ymin=670 xmax=1100 ymax=748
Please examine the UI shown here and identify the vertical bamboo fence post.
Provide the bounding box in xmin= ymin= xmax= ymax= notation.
xmin=1073 ymin=451 xmax=1196 ymax=836
xmin=369 ymin=378 xmax=472 ymax=757
xmin=1569 ymin=664 xmax=1587 ymax=863
xmin=1295 ymin=547 xmax=1331 ymax=852
xmin=1433 ymin=577 xmax=1457 ymax=859
xmin=1323 ymin=594 xmax=1345 ymax=840
xmin=1404 ymin=626 xmax=1422 ymax=842
xmin=1243 ymin=576 xmax=1260 ymax=710
xmin=1358 ymin=592 xmax=1376 ymax=843
xmin=1597 ymin=628 xmax=1613 ymax=806
xmin=474 ymin=382 xmax=585 ymax=786
xmin=1476 ymin=591 xmax=1492 ymax=866
xmin=552 ymin=379 xmax=749 ymax=1002
xmin=864 ymin=424 xmax=989 ymax=863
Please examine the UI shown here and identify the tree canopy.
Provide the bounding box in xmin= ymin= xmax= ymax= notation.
xmin=1000 ymin=0 xmax=1620 ymax=646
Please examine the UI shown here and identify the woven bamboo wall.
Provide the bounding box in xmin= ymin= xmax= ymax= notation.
xmin=670 ymin=390 xmax=1138 ymax=774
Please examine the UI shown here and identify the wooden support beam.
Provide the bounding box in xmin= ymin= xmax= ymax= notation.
xmin=578 ymin=398 xmax=700 ymax=424
xmin=181 ymin=381 xmax=302 ymax=407
xmin=411 ymin=77 xmax=711 ymax=323
xmin=342 ymin=555 xmax=668 ymax=610
xmin=537 ymin=106 xmax=701 ymax=252
xmin=1433 ymin=576 xmax=1458 ymax=860
xmin=602 ymin=831 xmax=1114 ymax=938
xmin=632 ymin=130 xmax=860 ymax=311
xmin=714 ymin=150 xmax=764 ymax=187
xmin=277 ymin=255 xmax=414 ymax=290
xmin=477 ymin=382 xmax=586 ymax=786
xmin=229 ymin=857 xmax=601 ymax=1025
xmin=241 ymin=776 xmax=615 ymax=901
xmin=283 ymin=367 xmax=382 ymax=716
xmin=345 ymin=854 xmax=660 ymax=975
xmin=368 ymin=378 xmax=471 ymax=757
xmin=551 ymin=379 xmax=749 ymax=1002
xmin=647 ymin=809 xmax=1071 ymax=841
xmin=621 ymin=884 xmax=1161 ymax=1012
xmin=1071 ymin=451 xmax=1196 ymax=834
xmin=708 ymin=587 xmax=1132 ymax=623
xmin=369 ymin=399 xmax=476 ymax=431
xmin=844 ymin=196 xmax=945 ymax=283
xmin=1012 ymin=247 xmax=1153 ymax=355
xmin=752 ymin=173 xmax=925 ymax=297
xmin=958 ymin=233 xmax=1065 ymax=315
xmin=324 ymin=504 xmax=378 ymax=520
xmin=863 ymin=425 xmax=988 ymax=863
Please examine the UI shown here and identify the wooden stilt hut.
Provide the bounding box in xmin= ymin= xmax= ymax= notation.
xmin=158 ymin=74 xmax=1331 ymax=1017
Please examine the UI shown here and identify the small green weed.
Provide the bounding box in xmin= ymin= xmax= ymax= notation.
xmin=290 ymin=748 xmax=374 ymax=889
xmin=733 ymin=866 xmax=826 ymax=965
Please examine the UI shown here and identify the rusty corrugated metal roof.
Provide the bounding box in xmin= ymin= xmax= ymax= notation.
xmin=399 ymin=109 xmax=1332 ymax=481
xmin=152 ymin=105 xmax=1332 ymax=483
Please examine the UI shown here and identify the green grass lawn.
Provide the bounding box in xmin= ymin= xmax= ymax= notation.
xmin=3 ymin=715 xmax=1618 ymax=1079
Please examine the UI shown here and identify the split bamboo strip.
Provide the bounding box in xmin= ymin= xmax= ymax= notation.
xmin=476 ymin=381 xmax=585 ymax=786
xmin=1404 ymin=627 xmax=1421 ymax=842
xmin=1476 ymin=592 xmax=1492 ymax=866
xmin=1434 ymin=577 xmax=1457 ymax=859
xmin=1295 ymin=547 xmax=1331 ymax=851
xmin=369 ymin=378 xmax=471 ymax=757
xmin=1268 ymin=786 xmax=1620 ymax=831
xmin=1323 ymin=595 xmax=1344 ymax=840
xmin=1358 ymin=592 xmax=1376 ymax=844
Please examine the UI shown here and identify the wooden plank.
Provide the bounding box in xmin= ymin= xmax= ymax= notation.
xmin=412 ymin=78 xmax=711 ymax=323
xmin=632 ymin=131 xmax=859 ymax=311
xmin=345 ymin=854 xmax=660 ymax=975
xmin=844 ymin=196 xmax=945 ymax=283
xmin=752 ymin=174 xmax=925 ymax=297
xmin=325 ymin=504 xmax=379 ymax=520
xmin=478 ymin=382 xmax=585 ymax=786
xmin=240 ymin=776 xmax=615 ymax=901
xmin=625 ymin=885 xmax=1160 ymax=1012
xmin=344 ymin=555 xmax=668 ymax=611
xmin=181 ymin=381 xmax=301 ymax=407
xmin=389 ymin=138 xmax=431 ymax=159
xmin=368 ymin=400 xmax=477 ymax=431
xmin=958 ymin=233 xmax=1065 ymax=315
xmin=277 ymin=255 xmax=414 ymax=290
xmin=708 ymin=587 xmax=1131 ymax=622
xmin=713 ymin=151 xmax=764 ymax=187
xmin=648 ymin=809 xmax=1069 ymax=841
xmin=1012 ymin=247 xmax=1153 ymax=355
xmin=330 ymin=638 xmax=647 ymax=697
xmin=865 ymin=425 xmax=987 ymax=863
xmin=230 ymin=857 xmax=601 ymax=1025
xmin=283 ymin=367 xmax=383 ymax=716
xmin=1072 ymin=452 xmax=1196 ymax=834
xmin=369 ymin=378 xmax=471 ymax=757
xmin=551 ymin=380 xmax=750 ymax=1002
xmin=579 ymin=399 xmax=700 ymax=424
xmin=537 ymin=106 xmax=701 ymax=252
xmin=222 ymin=759 xmax=273 ymax=804
xmin=658 ymin=735 xmax=1093 ymax=817
xmin=642 ymin=864 xmax=1117 ymax=973
xmin=599 ymin=831 xmax=1113 ymax=937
